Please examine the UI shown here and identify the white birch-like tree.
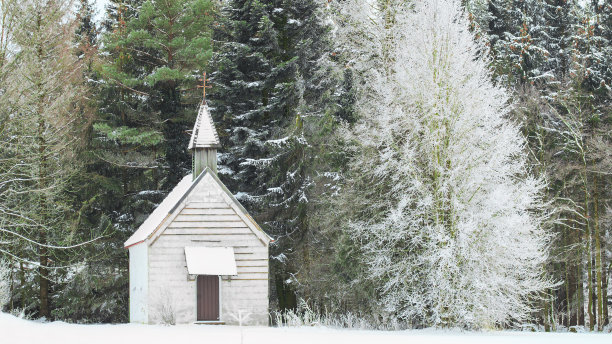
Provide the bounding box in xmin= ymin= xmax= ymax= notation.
xmin=334 ymin=0 xmax=553 ymax=328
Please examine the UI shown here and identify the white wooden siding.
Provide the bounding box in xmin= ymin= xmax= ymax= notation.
xmin=147 ymin=173 xmax=268 ymax=325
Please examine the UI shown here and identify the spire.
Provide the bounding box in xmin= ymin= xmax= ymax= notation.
xmin=189 ymin=103 xmax=221 ymax=149
xmin=190 ymin=103 xmax=220 ymax=178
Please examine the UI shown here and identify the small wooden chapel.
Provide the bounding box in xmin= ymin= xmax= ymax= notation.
xmin=124 ymin=98 xmax=272 ymax=325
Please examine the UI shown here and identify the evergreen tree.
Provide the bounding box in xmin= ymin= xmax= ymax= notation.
xmin=72 ymin=0 xmax=216 ymax=322
xmin=470 ymin=0 xmax=612 ymax=329
xmin=577 ymin=1 xmax=612 ymax=97
xmin=484 ymin=0 xmax=545 ymax=83
xmin=209 ymin=0 xmax=341 ymax=310
xmin=99 ymin=0 xmax=215 ymax=187
xmin=94 ymin=0 xmax=216 ymax=247
xmin=76 ymin=0 xmax=98 ymax=56
xmin=210 ymin=0 xmax=299 ymax=197
xmin=562 ymin=0 xmax=612 ymax=329
xmin=477 ymin=0 xmax=576 ymax=86
xmin=47 ymin=0 xmax=130 ymax=323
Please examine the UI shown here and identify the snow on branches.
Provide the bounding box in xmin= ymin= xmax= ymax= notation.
xmin=335 ymin=0 xmax=553 ymax=328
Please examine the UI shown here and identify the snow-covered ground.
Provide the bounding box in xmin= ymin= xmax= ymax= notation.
xmin=1 ymin=313 xmax=609 ymax=344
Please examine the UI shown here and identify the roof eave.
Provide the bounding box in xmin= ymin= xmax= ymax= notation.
xmin=124 ymin=240 xmax=144 ymax=249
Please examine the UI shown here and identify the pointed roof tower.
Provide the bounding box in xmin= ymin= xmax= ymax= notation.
xmin=190 ymin=72 xmax=219 ymax=179
xmin=190 ymin=103 xmax=220 ymax=178
xmin=189 ymin=103 xmax=221 ymax=149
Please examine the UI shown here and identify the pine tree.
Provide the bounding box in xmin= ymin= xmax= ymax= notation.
xmin=95 ymin=0 xmax=216 ymax=248
xmin=73 ymin=0 xmax=216 ymax=322
xmin=99 ymin=0 xmax=215 ymax=187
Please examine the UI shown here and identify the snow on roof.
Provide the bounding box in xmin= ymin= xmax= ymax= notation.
xmin=124 ymin=169 xmax=272 ymax=249
xmin=124 ymin=174 xmax=194 ymax=248
xmin=188 ymin=103 xmax=221 ymax=149
xmin=184 ymin=247 xmax=237 ymax=275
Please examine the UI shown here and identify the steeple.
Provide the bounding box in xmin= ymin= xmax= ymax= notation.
xmin=189 ymin=103 xmax=220 ymax=179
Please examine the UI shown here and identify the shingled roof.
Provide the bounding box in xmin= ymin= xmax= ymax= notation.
xmin=188 ymin=103 xmax=221 ymax=149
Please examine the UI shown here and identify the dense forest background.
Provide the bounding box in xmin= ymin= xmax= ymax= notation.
xmin=0 ymin=0 xmax=610 ymax=331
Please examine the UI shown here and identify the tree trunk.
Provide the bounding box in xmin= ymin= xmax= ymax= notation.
xmin=37 ymin=115 xmax=50 ymax=319
xmin=584 ymin=175 xmax=594 ymax=331
xmin=38 ymin=242 xmax=49 ymax=318
xmin=36 ymin=54 xmax=50 ymax=316
xmin=8 ymin=259 xmax=14 ymax=312
xmin=565 ymin=225 xmax=576 ymax=326
xmin=593 ymin=174 xmax=604 ymax=331
xmin=603 ymin=263 xmax=609 ymax=326
xmin=576 ymin=214 xmax=585 ymax=326
xmin=19 ymin=262 xmax=26 ymax=310
xmin=544 ymin=295 xmax=551 ymax=331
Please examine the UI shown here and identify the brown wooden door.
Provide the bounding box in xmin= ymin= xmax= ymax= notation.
xmin=197 ymin=275 xmax=219 ymax=321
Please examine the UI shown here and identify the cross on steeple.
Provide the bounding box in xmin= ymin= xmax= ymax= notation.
xmin=189 ymin=84 xmax=221 ymax=178
xmin=197 ymin=72 xmax=212 ymax=104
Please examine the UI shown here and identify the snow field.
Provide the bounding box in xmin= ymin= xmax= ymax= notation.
xmin=1 ymin=313 xmax=610 ymax=344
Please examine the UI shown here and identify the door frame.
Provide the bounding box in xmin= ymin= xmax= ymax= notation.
xmin=195 ymin=275 xmax=222 ymax=323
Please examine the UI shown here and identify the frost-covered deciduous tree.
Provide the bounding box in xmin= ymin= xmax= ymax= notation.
xmin=336 ymin=0 xmax=553 ymax=328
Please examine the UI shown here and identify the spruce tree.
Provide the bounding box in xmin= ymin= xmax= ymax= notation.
xmin=209 ymin=0 xmax=340 ymax=309
xmin=579 ymin=1 xmax=612 ymax=96
xmin=480 ymin=0 xmax=569 ymax=85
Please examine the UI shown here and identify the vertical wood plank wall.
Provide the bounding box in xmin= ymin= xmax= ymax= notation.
xmin=147 ymin=174 xmax=269 ymax=325
xmin=193 ymin=149 xmax=217 ymax=175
